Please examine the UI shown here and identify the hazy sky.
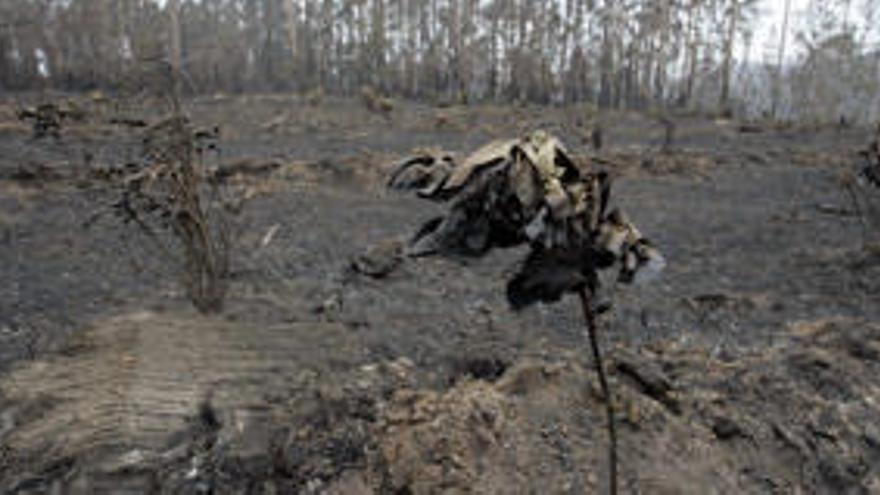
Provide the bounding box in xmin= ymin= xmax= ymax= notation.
xmin=749 ymin=0 xmax=809 ymax=62
xmin=750 ymin=0 xmax=878 ymax=62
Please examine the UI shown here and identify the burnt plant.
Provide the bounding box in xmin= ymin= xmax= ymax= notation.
xmin=92 ymin=96 xmax=231 ymax=314
xmin=16 ymin=102 xmax=72 ymax=140
xmin=389 ymin=131 xmax=665 ymax=494
xmin=125 ymin=114 xmax=230 ymax=313
xmin=77 ymin=42 xmax=238 ymax=313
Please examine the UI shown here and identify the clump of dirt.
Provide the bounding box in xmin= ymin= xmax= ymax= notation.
xmin=362 ymin=317 xmax=880 ymax=494
xmin=367 ymin=359 xmax=600 ymax=494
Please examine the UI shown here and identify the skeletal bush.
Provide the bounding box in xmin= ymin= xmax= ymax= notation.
xmin=95 ymin=104 xmax=231 ymax=314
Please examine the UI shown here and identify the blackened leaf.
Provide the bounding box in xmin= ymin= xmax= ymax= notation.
xmin=405 ymin=218 xmax=442 ymax=256
xmin=507 ymin=247 xmax=596 ymax=310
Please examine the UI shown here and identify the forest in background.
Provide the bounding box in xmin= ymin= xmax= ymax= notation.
xmin=1 ymin=0 xmax=879 ymax=122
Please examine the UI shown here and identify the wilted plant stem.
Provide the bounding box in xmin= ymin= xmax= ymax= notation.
xmin=579 ymin=287 xmax=618 ymax=495
xmin=843 ymin=181 xmax=869 ymax=247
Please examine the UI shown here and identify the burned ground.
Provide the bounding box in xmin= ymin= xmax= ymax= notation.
xmin=0 ymin=93 xmax=879 ymax=493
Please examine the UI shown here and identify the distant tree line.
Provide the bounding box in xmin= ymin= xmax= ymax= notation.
xmin=0 ymin=0 xmax=877 ymax=120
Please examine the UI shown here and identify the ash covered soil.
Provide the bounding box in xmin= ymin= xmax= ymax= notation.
xmin=0 ymin=94 xmax=879 ymax=494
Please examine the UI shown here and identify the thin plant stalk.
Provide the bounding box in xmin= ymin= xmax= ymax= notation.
xmin=579 ymin=286 xmax=618 ymax=495
xmin=843 ymin=181 xmax=869 ymax=247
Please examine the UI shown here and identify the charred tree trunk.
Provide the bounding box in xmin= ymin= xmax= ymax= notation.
xmin=771 ymin=0 xmax=792 ymax=120
xmin=168 ymin=0 xmax=182 ymax=102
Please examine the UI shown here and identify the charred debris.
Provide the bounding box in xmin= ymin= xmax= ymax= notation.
xmin=860 ymin=123 xmax=880 ymax=189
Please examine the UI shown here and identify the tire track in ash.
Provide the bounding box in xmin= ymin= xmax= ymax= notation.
xmin=0 ymin=310 xmax=363 ymax=472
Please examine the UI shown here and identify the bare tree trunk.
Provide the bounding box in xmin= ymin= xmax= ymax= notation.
xmin=771 ymin=0 xmax=791 ymax=120
xmin=168 ymin=0 xmax=182 ymax=104
xmin=598 ymin=1 xmax=615 ymax=109
xmin=654 ymin=1 xmax=670 ymax=107
xmin=264 ymin=0 xmax=279 ymax=88
xmin=681 ymin=1 xmax=700 ymax=107
xmin=489 ymin=6 xmax=499 ymax=99
xmin=281 ymin=0 xmax=298 ymax=87
xmin=561 ymin=0 xmax=573 ymax=101
xmin=450 ymin=0 xmax=462 ymax=101
xmin=642 ymin=37 xmax=654 ymax=109
xmin=719 ymin=0 xmax=739 ymax=114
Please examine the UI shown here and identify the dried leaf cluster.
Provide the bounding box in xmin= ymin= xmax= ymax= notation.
xmin=389 ymin=130 xmax=665 ymax=309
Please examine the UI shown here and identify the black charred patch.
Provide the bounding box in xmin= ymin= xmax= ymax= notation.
xmin=451 ymin=356 xmax=510 ymax=383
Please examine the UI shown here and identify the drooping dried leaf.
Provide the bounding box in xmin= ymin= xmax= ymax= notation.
xmin=407 ymin=161 xmax=519 ymax=257
xmin=387 ymin=151 xmax=456 ymax=198
xmin=442 ymin=138 xmax=518 ymax=191
xmin=514 ymin=130 xmax=564 ymax=182
xmin=507 ymin=247 xmax=603 ymax=310
xmin=389 ymin=130 xmax=664 ymax=308
xmin=507 ymin=155 xmax=543 ymax=212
